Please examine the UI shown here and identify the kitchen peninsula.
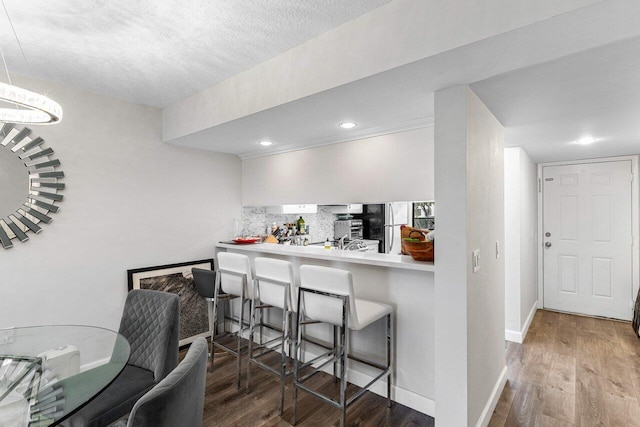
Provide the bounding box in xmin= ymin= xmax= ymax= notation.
xmin=215 ymin=242 xmax=435 ymax=416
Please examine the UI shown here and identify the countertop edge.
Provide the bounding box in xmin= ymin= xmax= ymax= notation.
xmin=216 ymin=243 xmax=435 ymax=272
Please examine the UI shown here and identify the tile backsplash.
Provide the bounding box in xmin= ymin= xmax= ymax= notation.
xmin=241 ymin=206 xmax=337 ymax=243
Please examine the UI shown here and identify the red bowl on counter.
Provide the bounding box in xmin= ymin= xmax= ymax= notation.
xmin=232 ymin=237 xmax=260 ymax=244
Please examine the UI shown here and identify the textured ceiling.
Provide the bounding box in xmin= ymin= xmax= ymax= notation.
xmin=2 ymin=0 xmax=639 ymax=164
xmin=0 ymin=0 xmax=390 ymax=107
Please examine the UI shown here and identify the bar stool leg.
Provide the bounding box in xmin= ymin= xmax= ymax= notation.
xmin=278 ymin=306 xmax=288 ymax=415
xmin=333 ymin=325 xmax=339 ymax=383
xmin=207 ymin=299 xmax=215 ymax=373
xmin=387 ymin=313 xmax=393 ymax=408
xmin=292 ymin=304 xmax=304 ymax=426
xmin=289 ymin=312 xmax=296 ymax=359
xmin=210 ymin=273 xmax=222 ymax=373
xmin=237 ymin=293 xmax=246 ymax=389
xmin=246 ymin=296 xmax=257 ymax=394
xmin=339 ymin=325 xmax=348 ymax=427
xmin=259 ymin=302 xmax=265 ymax=347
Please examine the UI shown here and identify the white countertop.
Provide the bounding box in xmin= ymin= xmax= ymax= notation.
xmin=216 ymin=242 xmax=435 ymax=272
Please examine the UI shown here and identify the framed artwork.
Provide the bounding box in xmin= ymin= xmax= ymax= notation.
xmin=127 ymin=259 xmax=214 ymax=347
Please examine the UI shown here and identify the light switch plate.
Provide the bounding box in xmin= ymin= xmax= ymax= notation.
xmin=472 ymin=249 xmax=480 ymax=272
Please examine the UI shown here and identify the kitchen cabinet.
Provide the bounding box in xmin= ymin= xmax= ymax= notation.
xmin=329 ymin=204 xmax=363 ymax=214
xmin=266 ymin=204 xmax=318 ymax=214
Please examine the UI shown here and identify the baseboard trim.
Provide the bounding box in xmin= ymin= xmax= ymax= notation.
xmin=475 ymin=365 xmax=508 ymax=427
xmin=343 ymin=365 xmax=435 ymax=417
xmin=521 ymin=303 xmax=538 ymax=341
xmin=504 ymin=329 xmax=521 ymax=343
xmin=505 ymin=303 xmax=538 ymax=344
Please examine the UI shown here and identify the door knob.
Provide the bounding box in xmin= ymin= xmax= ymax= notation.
xmin=545 ymin=242 xmax=552 ymax=248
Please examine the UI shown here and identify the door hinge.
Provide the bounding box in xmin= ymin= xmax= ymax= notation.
xmin=629 ymin=173 xmax=634 ymax=182
xmin=538 ymin=178 xmax=541 ymax=193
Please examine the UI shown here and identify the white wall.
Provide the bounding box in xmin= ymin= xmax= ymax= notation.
xmin=519 ymin=149 xmax=538 ymax=335
xmin=504 ymin=148 xmax=521 ymax=337
xmin=0 ymin=74 xmax=242 ymax=330
xmin=504 ymin=147 xmax=538 ymax=343
xmin=434 ymin=86 xmax=505 ymax=426
xmin=242 ymin=127 xmax=434 ymax=206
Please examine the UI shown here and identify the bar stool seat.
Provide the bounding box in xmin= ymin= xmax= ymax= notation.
xmin=293 ymin=265 xmax=394 ymax=427
xmin=352 ymin=300 xmax=392 ymax=331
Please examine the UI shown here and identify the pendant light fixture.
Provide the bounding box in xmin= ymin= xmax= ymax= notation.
xmin=0 ymin=0 xmax=62 ymax=124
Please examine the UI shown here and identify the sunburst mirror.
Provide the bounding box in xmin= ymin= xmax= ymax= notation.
xmin=0 ymin=123 xmax=64 ymax=249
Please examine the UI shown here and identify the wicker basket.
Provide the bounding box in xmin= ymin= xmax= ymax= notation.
xmin=400 ymin=225 xmax=424 ymax=255
xmin=401 ymin=230 xmax=434 ymax=262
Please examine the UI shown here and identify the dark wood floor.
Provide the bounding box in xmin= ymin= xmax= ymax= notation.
xmin=187 ymin=309 xmax=640 ymax=426
xmin=489 ymin=309 xmax=640 ymax=426
xmin=182 ymin=341 xmax=434 ymax=427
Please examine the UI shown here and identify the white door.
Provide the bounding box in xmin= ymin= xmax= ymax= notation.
xmin=543 ymin=160 xmax=633 ymax=320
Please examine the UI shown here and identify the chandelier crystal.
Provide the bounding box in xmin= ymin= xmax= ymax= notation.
xmin=0 ymin=82 xmax=63 ymax=124
xmin=0 ymin=0 xmax=63 ymax=125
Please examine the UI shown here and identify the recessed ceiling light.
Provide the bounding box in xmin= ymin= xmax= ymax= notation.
xmin=338 ymin=122 xmax=357 ymax=129
xmin=575 ymin=136 xmax=598 ymax=145
xmin=259 ymin=140 xmax=272 ymax=146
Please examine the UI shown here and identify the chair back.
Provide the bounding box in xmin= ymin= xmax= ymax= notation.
xmin=298 ymin=265 xmax=357 ymax=327
xmin=217 ymin=252 xmax=254 ymax=299
xmin=192 ymin=268 xmax=216 ymax=299
xmin=119 ymin=289 xmax=179 ymax=381
xmin=126 ymin=337 xmax=208 ymax=427
xmin=254 ymin=257 xmax=295 ymax=311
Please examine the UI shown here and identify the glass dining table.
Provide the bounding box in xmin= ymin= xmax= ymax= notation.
xmin=0 ymin=325 xmax=130 ymax=427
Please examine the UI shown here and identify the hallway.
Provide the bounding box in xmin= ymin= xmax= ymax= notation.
xmin=490 ymin=310 xmax=640 ymax=426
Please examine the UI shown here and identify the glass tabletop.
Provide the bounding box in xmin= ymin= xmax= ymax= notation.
xmin=0 ymin=325 xmax=130 ymax=427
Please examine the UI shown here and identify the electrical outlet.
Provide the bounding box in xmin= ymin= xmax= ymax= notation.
xmin=0 ymin=328 xmax=15 ymax=345
xmin=472 ymin=249 xmax=480 ymax=273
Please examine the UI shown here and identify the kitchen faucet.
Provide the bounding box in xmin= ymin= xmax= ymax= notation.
xmin=338 ymin=234 xmax=348 ymax=250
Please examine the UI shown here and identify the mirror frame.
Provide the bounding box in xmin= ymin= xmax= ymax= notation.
xmin=0 ymin=123 xmax=65 ymax=249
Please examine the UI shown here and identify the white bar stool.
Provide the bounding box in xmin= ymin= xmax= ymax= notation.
xmin=246 ymin=257 xmax=296 ymax=415
xmin=293 ymin=265 xmax=393 ymax=427
xmin=213 ymin=252 xmax=254 ymax=389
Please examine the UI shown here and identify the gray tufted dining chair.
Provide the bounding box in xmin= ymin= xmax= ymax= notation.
xmin=126 ymin=337 xmax=207 ymax=427
xmin=63 ymin=289 xmax=179 ymax=427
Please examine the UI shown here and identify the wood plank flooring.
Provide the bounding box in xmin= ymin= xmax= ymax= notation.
xmin=489 ymin=309 xmax=640 ymax=427
xmin=183 ymin=341 xmax=434 ymax=426
xmin=187 ymin=310 xmax=640 ymax=426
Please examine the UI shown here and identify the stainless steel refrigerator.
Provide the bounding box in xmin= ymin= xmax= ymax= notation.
xmin=356 ymin=202 xmax=412 ymax=254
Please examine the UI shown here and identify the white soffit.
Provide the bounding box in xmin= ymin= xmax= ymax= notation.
xmin=168 ymin=0 xmax=640 ymax=159
xmin=163 ymin=0 xmax=603 ymax=143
